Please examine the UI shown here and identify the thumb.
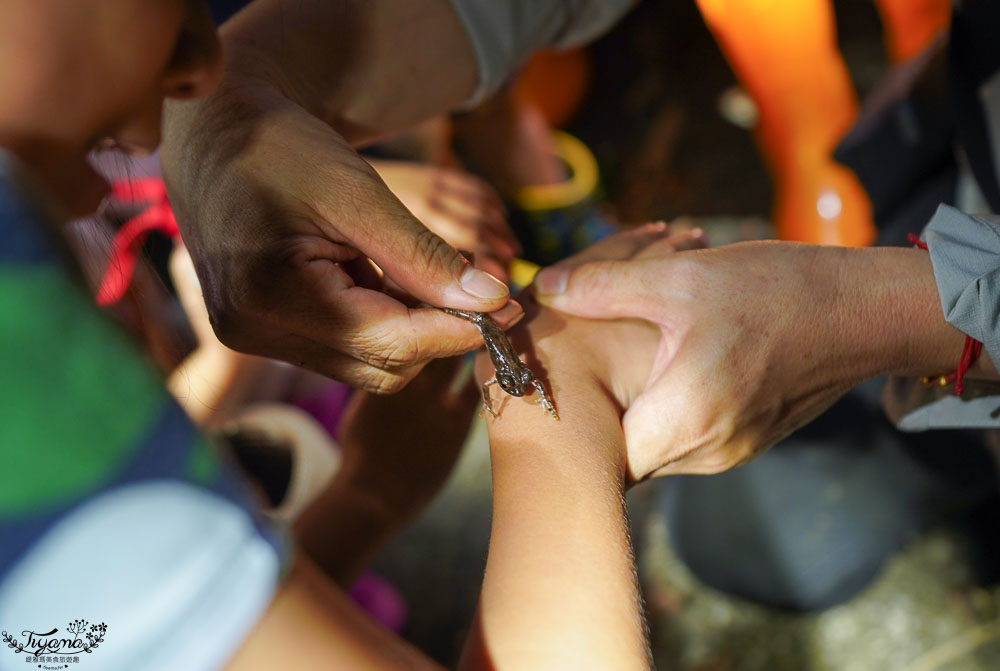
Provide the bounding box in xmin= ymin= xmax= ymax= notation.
xmin=364 ymin=219 xmax=509 ymax=311
xmin=532 ymin=259 xmax=657 ymax=321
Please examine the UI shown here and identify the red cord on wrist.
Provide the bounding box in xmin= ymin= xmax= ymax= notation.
xmin=908 ymin=233 xmax=983 ymax=395
xmin=906 ymin=232 xmax=928 ymax=251
xmin=95 ymin=178 xmax=180 ymax=306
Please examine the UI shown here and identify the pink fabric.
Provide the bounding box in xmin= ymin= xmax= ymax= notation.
xmin=349 ymin=572 xmax=409 ymax=632
xmin=290 ymin=382 xmax=353 ymax=439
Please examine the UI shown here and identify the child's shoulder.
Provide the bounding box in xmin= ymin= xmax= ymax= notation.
xmin=0 ymin=158 xmax=285 ymax=578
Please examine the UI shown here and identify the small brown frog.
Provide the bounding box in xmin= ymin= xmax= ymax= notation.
xmin=440 ymin=308 xmax=558 ymax=420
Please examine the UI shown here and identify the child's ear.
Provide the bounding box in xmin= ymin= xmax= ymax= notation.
xmin=162 ymin=0 xmax=222 ymax=100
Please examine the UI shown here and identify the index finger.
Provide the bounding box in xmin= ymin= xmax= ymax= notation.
xmin=532 ymin=257 xmax=668 ymax=322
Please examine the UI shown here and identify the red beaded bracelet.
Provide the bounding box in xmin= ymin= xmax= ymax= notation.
xmin=907 ymin=233 xmax=983 ymax=395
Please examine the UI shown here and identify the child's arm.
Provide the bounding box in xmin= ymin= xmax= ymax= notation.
xmin=295 ymin=355 xmax=479 ymax=586
xmin=223 ymin=556 xmax=445 ymax=671
xmin=461 ymin=303 xmax=658 ymax=671
xmin=223 ymin=227 xmax=684 ymax=670
xmin=169 ymin=243 xmax=480 ymax=587
xmin=464 ymin=224 xmax=695 ymax=668
xmin=223 ymin=302 xmax=657 ymax=671
xmin=167 ymin=245 xmax=273 ymax=428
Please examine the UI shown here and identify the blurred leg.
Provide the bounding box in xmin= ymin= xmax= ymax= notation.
xmin=696 ymin=0 xmax=875 ymax=246
xmin=874 ymin=0 xmax=950 ymax=64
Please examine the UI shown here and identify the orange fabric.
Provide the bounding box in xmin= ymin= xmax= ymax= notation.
xmin=514 ymin=49 xmax=591 ymax=128
xmin=874 ymin=0 xmax=950 ymax=64
xmin=696 ymin=0 xmax=874 ymax=246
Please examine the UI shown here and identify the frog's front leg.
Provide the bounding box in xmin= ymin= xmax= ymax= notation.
xmin=481 ymin=377 xmax=499 ymax=417
xmin=530 ymin=378 xmax=559 ymax=420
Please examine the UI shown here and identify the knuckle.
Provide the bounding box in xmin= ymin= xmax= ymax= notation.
xmin=657 ymin=255 xmax=704 ymax=298
xmin=690 ymin=416 xmax=759 ymax=473
xmin=411 ymin=227 xmax=459 ymax=275
xmin=362 ymin=369 xmax=410 ymax=395
xmin=355 ymin=330 xmax=421 ymax=372
xmin=204 ymin=298 xmax=246 ymax=347
xmin=575 ymin=260 xmax=620 ymax=293
xmin=698 ymin=450 xmax=742 ymax=474
xmin=196 ymin=255 xmax=272 ymax=340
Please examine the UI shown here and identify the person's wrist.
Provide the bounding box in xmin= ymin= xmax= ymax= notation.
xmin=829 ymin=246 xmax=966 ymax=379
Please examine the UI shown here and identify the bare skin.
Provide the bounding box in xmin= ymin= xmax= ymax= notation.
xmin=534 ymin=239 xmax=996 ymax=478
xmin=168 ymin=246 xmax=482 ymax=589
xmin=1 ymin=2 xmax=678 ymax=669
xmin=160 ymin=0 xmax=523 ymax=393
xmin=462 ymin=224 xmax=709 ymax=669
xmin=370 ymin=159 xmax=517 ymax=282
xmin=0 ymin=0 xmax=221 ymax=216
xmin=224 ymin=225 xmax=694 ymax=671
xmin=295 ymin=355 xmax=480 ymax=587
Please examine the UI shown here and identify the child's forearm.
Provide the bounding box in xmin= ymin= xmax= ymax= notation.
xmin=464 ymin=379 xmax=650 ymax=670
xmin=168 ymin=347 xmax=268 ymax=428
xmin=296 ymin=357 xmax=477 ymax=587
xmin=224 ymin=557 xmax=444 ymax=671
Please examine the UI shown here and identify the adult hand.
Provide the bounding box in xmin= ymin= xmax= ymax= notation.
xmin=533 ymin=240 xmax=950 ymax=479
xmin=162 ymin=87 xmax=521 ymax=394
xmin=370 ymin=159 xmax=518 ymax=281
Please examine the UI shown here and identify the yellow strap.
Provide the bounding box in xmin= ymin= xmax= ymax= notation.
xmin=508 ymin=258 xmax=541 ymax=289
xmin=514 ymin=131 xmax=599 ymax=211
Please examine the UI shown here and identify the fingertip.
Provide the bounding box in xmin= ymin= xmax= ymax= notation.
xmin=690 ymin=227 xmax=709 ymax=248
xmin=673 ymin=226 xmax=707 ymax=247
xmin=532 ymin=266 xmax=569 ymax=297
xmin=490 ymin=299 xmax=525 ymax=329
xmin=533 ymin=260 xmax=649 ymax=320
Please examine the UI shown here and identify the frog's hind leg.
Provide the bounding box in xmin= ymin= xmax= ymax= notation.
xmin=530 ymin=379 xmax=559 ymax=420
xmin=481 ymin=377 xmax=499 ymax=417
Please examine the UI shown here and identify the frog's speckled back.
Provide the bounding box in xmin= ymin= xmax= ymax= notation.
xmin=437 ymin=307 xmax=558 ymax=419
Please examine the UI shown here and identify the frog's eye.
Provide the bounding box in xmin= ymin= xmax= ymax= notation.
xmin=497 ymin=374 xmax=513 ymax=389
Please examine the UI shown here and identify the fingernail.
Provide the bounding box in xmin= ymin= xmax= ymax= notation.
xmin=460 ymin=266 xmax=508 ymax=299
xmin=532 ymin=267 xmax=568 ymax=296
xmin=493 ymin=302 xmax=525 ymax=329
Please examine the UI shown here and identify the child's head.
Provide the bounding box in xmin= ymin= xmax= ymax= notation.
xmin=0 ymin=0 xmax=221 ymax=216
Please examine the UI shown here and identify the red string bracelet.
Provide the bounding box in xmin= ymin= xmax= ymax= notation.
xmin=907 ymin=232 xmax=983 ymax=395
xmin=95 ymin=177 xmax=180 ymax=306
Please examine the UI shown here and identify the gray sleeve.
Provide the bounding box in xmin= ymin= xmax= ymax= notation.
xmin=886 ymin=203 xmax=1000 ymax=431
xmin=448 ymin=0 xmax=636 ymax=108
xmin=925 ymin=203 xmax=1000 ymax=367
